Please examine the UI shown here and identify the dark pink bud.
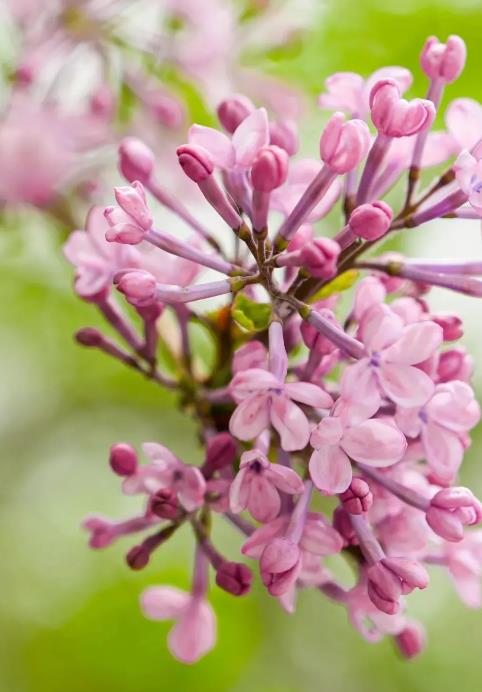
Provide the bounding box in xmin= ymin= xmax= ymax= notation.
xmin=333 ymin=507 xmax=357 ymax=545
xmin=420 ymin=35 xmax=466 ymax=83
xmin=260 ymin=538 xmax=301 ymax=597
xmin=126 ymin=545 xmax=150 ymax=570
xmin=431 ymin=313 xmax=463 ymax=341
xmin=217 ymin=94 xmax=255 ymax=133
xmin=370 ymin=79 xmax=435 ymax=137
xmin=300 ymin=307 xmax=338 ymax=355
xmin=177 ymin=144 xmax=214 ymax=183
xmin=216 ymin=561 xmax=252 ymax=596
xmin=109 ymin=443 xmax=138 ymax=477
xmin=395 ymin=621 xmax=426 ymax=659
xmin=381 ymin=557 xmax=429 ymax=593
xmin=320 ymin=112 xmax=371 ymax=173
xmin=437 ymin=348 xmax=473 ymax=383
xmin=300 ymin=237 xmax=341 ymax=279
xmin=205 ymin=433 xmax=237 ymax=472
xmin=426 ymin=506 xmax=464 ymax=541
xmin=269 ymin=119 xmax=299 ymax=156
xmin=251 ymin=145 xmax=289 ymax=192
xmin=136 ymin=302 xmax=164 ymax=323
xmin=339 ymin=477 xmax=373 ymax=514
xmin=367 ymin=562 xmax=402 ymax=614
xmin=427 ymin=487 xmax=482 ymax=541
xmin=75 ymin=327 xmax=103 ymax=347
xmin=150 ymin=489 xmax=180 ymax=520
xmin=118 ymin=137 xmax=155 ymax=184
xmin=349 ymin=201 xmax=393 ymax=241
xmin=115 ymin=270 xmax=157 ymax=306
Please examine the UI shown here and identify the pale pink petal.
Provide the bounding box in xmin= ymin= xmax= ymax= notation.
xmin=266 ymin=464 xmax=304 ymax=495
xmin=142 ymin=442 xmax=180 ymax=466
xmin=427 ymin=381 xmax=480 ymax=432
xmin=339 ymin=360 xmax=381 ymax=424
xmin=445 ymin=98 xmax=482 ymax=151
xmin=188 ymin=124 xmax=235 ymax=169
xmin=422 ymin=131 xmax=458 ymax=167
xmin=310 ymin=416 xmax=344 ymax=449
xmin=378 ymin=362 xmax=435 ymax=408
xmin=248 ymin=475 xmax=281 ymax=522
xmin=365 ymin=66 xmax=413 ymax=103
xmin=229 ymin=466 xmax=252 ymax=514
xmin=341 ymin=419 xmax=407 ymax=467
xmin=241 ymin=517 xmax=288 ymax=558
xmin=140 ymin=586 xmax=190 ymax=620
xmin=301 ymin=515 xmax=343 ymax=555
xmin=232 ymin=108 xmax=269 ymax=166
xmin=423 ymin=421 xmax=464 ymax=480
xmin=284 ymin=381 xmax=333 ymax=408
xmin=383 ymin=322 xmax=443 ymax=365
xmin=270 ymin=394 xmax=310 ymax=451
xmin=229 ymin=394 xmax=270 ymax=441
xmin=309 ymin=446 xmax=352 ymax=494
xmin=168 ymin=598 xmax=216 ymax=664
xmin=360 ymin=304 xmax=404 ymax=353
xmin=177 ymin=467 xmax=206 ymax=512
xmin=318 ymin=72 xmax=365 ymax=114
xmin=229 ymin=368 xmax=278 ymax=401
xmin=353 ymin=277 xmax=387 ymax=321
xmin=395 ymin=406 xmax=423 ymax=438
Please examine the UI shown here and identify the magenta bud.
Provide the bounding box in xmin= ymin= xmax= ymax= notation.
xmin=126 ymin=545 xmax=150 ymax=570
xmin=177 ymin=144 xmax=214 ymax=183
xmin=431 ymin=313 xmax=463 ymax=341
xmin=395 ymin=622 xmax=426 ymax=659
xmin=216 ymin=561 xmax=252 ymax=596
xmin=114 ymin=181 xmax=152 ymax=231
xmin=75 ymin=327 xmax=103 ymax=347
xmin=118 ymin=137 xmax=155 ymax=184
xmin=136 ymin=302 xmax=164 ymax=322
xmin=109 ymin=443 xmax=138 ymax=477
xmin=369 ymin=79 xmax=435 ymax=137
xmin=251 ymin=145 xmax=289 ymax=192
xmin=339 ymin=477 xmax=373 ymax=514
xmin=115 ymin=270 xmax=157 ymax=307
xmin=367 ymin=562 xmax=402 ymax=615
xmin=90 ymin=85 xmax=116 ymax=119
xmin=320 ymin=112 xmax=371 ymax=173
xmin=333 ymin=507 xmax=357 ymax=545
xmin=382 ymin=557 xmax=429 ymax=593
xmin=205 ymin=433 xmax=237 ymax=472
xmin=260 ymin=538 xmax=301 ymax=597
xmin=150 ymin=489 xmax=179 ymax=520
xmin=217 ymin=94 xmax=255 ymax=133
xmin=269 ymin=119 xmax=299 ymax=156
xmin=437 ymin=348 xmax=473 ymax=383
xmin=420 ymin=35 xmax=466 ymax=83
xmin=300 ymin=237 xmax=341 ymax=279
xmin=349 ymin=201 xmax=393 ymax=241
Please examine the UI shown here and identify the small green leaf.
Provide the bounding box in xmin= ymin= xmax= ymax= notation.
xmin=309 ymin=270 xmax=359 ymax=302
xmin=231 ymin=294 xmax=272 ymax=333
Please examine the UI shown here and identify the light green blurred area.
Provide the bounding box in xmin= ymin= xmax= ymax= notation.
xmin=1 ymin=1 xmax=482 ymax=691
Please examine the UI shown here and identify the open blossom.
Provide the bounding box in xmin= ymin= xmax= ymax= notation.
xmin=229 ymin=368 xmax=333 ymax=451
xmin=453 ymin=149 xmax=482 ymax=215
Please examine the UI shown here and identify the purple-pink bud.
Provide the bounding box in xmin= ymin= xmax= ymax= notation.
xmin=431 ymin=313 xmax=463 ymax=341
xmin=366 ymin=562 xmax=402 ymax=614
xmin=437 ymin=348 xmax=473 ymax=383
xmin=348 ymin=201 xmax=393 ymax=241
xmin=118 ymin=137 xmax=155 ymax=184
xmin=420 ymin=35 xmax=466 ymax=83
xmin=382 ymin=557 xmax=429 ymax=594
xmin=370 ymin=79 xmax=435 ymax=137
xmin=320 ymin=112 xmax=371 ymax=174
xmin=395 ymin=622 xmax=426 ymax=659
xmin=104 ymin=206 xmax=146 ymax=245
xmin=333 ymin=507 xmax=357 ymax=545
xmin=205 ymin=433 xmax=237 ymax=472
xmin=216 ymin=561 xmax=252 ymax=596
xmin=217 ymin=94 xmax=255 ymax=133
xmin=300 ymin=237 xmax=341 ymax=279
xmin=260 ymin=538 xmax=301 ymax=597
xmin=177 ymin=144 xmax=214 ymax=183
xmin=269 ymin=120 xmax=299 ymax=156
xmin=75 ymin=327 xmax=103 ymax=347
xmin=114 ymin=181 xmax=152 ymax=231
xmin=251 ymin=145 xmax=289 ymax=192
xmin=339 ymin=477 xmax=373 ymax=514
xmin=115 ymin=270 xmax=157 ymax=306
xmin=150 ymin=489 xmax=180 ymax=520
xmin=300 ymin=307 xmax=338 ymax=355
xmin=427 ymin=487 xmax=482 ymax=541
xmin=126 ymin=545 xmax=150 ymax=570
xmin=109 ymin=443 xmax=138 ymax=477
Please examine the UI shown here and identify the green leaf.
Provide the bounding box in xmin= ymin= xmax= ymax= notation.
xmin=231 ymin=294 xmax=272 ymax=333
xmin=309 ymin=270 xmax=359 ymax=302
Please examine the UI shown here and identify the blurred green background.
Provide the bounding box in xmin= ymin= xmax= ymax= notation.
xmin=1 ymin=1 xmax=482 ymax=691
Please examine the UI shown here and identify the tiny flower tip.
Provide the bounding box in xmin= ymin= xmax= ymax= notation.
xmin=217 ymin=94 xmax=255 ymax=133
xmin=349 ymin=201 xmax=393 ymax=240
xmin=118 ymin=137 xmax=155 ymax=184
xmin=320 ymin=112 xmax=371 ymax=173
xmin=370 ymin=80 xmax=436 ymax=137
xmin=216 ymin=561 xmax=252 ymax=596
xmin=177 ymin=144 xmax=214 ymax=182
xmin=339 ymin=477 xmax=373 ymax=514
xmin=251 ymin=145 xmax=289 ymax=192
xmin=395 ymin=622 xmax=426 ymax=659
xmin=75 ymin=327 xmax=103 ymax=347
xmin=150 ymin=489 xmax=179 ymax=519
xmin=126 ymin=545 xmax=150 ymax=570
xmin=109 ymin=443 xmax=138 ymax=476
xmin=420 ymin=35 xmax=466 ymax=83
xmin=116 ymin=270 xmax=157 ymax=306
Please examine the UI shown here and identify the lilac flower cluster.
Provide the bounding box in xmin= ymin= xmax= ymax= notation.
xmin=69 ymin=35 xmax=482 ymax=663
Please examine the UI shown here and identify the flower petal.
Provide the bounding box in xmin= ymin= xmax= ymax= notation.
xmin=270 ymin=394 xmax=310 ymax=451
xmin=188 ymin=124 xmax=235 ymax=168
xmin=266 ymin=464 xmax=304 ymax=495
xmin=342 ymin=419 xmax=406 ymax=467
xmin=423 ymin=421 xmax=464 ymax=482
xmin=140 ymin=586 xmax=189 ymax=620
xmin=232 ymin=108 xmax=269 ymax=167
xmin=378 ymin=362 xmax=435 ymax=408
xmin=168 ymin=598 xmax=216 ymax=664
xmin=383 ymin=321 xmax=443 ymax=365
xmin=284 ymin=381 xmax=333 ymax=408
xmin=309 ymin=446 xmax=352 ymax=494
xmin=248 ymin=475 xmax=281 ymax=522
xmin=229 ymin=368 xmax=278 ymax=402
xmin=229 ymin=395 xmax=270 ymax=442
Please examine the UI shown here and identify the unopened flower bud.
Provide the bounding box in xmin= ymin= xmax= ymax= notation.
xmin=109 ymin=443 xmax=138 ymax=477
xmin=300 ymin=237 xmax=341 ymax=279
xmin=420 ymin=35 xmax=466 ymax=83
xmin=333 ymin=507 xmax=357 ymax=545
xmin=114 ymin=181 xmax=152 ymax=231
xmin=300 ymin=308 xmax=338 ymax=355
xmin=339 ymin=477 xmax=373 ymax=514
xmin=118 ymin=137 xmax=155 ymax=184
xmin=431 ymin=313 xmax=463 ymax=341
xmin=370 ymin=79 xmax=435 ymax=137
xmin=115 ymin=269 xmax=157 ymax=306
xmin=126 ymin=544 xmax=150 ymax=570
xmin=395 ymin=621 xmax=426 ymax=659
xmin=104 ymin=206 xmax=146 ymax=244
xmin=251 ymin=145 xmax=289 ymax=192
xmin=260 ymin=538 xmax=301 ymax=597
xmin=217 ymin=94 xmax=254 ymax=133
xmin=367 ymin=562 xmax=402 ymax=614
xmin=269 ymin=119 xmax=299 ymax=156
xmin=437 ymin=348 xmax=473 ymax=383
xmin=216 ymin=561 xmax=252 ymax=596
xmin=427 ymin=487 xmax=482 ymax=541
xmin=150 ymin=489 xmax=180 ymax=520
xmin=205 ymin=433 xmax=237 ymax=472
xmin=177 ymin=144 xmax=214 ymax=183
xmin=90 ymin=85 xmax=116 ymax=119
xmin=146 ymin=90 xmax=184 ymax=129
xmin=349 ymin=201 xmax=392 ymax=240
xmin=75 ymin=327 xmax=103 ymax=347
xmin=320 ymin=112 xmax=371 ymax=173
